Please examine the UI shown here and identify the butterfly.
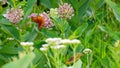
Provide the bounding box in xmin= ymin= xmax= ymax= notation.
xmin=65 ymin=53 xmax=83 ymax=65
xmin=32 ymin=16 xmax=45 ymax=29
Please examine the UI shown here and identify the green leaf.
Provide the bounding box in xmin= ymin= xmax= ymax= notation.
xmin=73 ymin=59 xmax=82 ymax=68
xmin=69 ymin=0 xmax=81 ymax=11
xmin=7 ymin=0 xmax=14 ymax=7
xmin=61 ymin=59 xmax=82 ymax=68
xmin=32 ymin=49 xmax=47 ymax=68
xmin=98 ymin=25 xmax=120 ymax=40
xmin=16 ymin=1 xmax=27 ymax=8
xmin=0 ymin=47 xmax=23 ymax=54
xmin=40 ymin=0 xmax=51 ymax=9
xmin=0 ymin=24 xmax=20 ymax=40
xmin=0 ymin=18 xmax=11 ymax=25
xmin=41 ymin=28 xmax=58 ymax=37
xmin=61 ymin=64 xmax=68 ymax=68
xmin=98 ymin=25 xmax=109 ymax=33
xmin=2 ymin=52 xmax=35 ymax=68
xmin=78 ymin=0 xmax=91 ymax=17
xmin=40 ymin=0 xmax=58 ymax=9
xmin=69 ymin=23 xmax=88 ymax=39
xmin=22 ymin=0 xmax=37 ymax=23
xmin=21 ymin=29 xmax=38 ymax=41
xmin=0 ymin=55 xmax=8 ymax=62
xmin=106 ymin=0 xmax=120 ymax=22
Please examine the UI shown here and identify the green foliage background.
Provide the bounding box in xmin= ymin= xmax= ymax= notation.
xmin=0 ymin=0 xmax=120 ymax=68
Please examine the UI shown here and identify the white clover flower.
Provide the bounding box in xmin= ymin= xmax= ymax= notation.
xmin=83 ymin=48 xmax=92 ymax=54
xmin=42 ymin=44 xmax=50 ymax=48
xmin=20 ymin=42 xmax=34 ymax=46
xmin=45 ymin=38 xmax=62 ymax=45
xmin=6 ymin=37 xmax=14 ymax=40
xmin=114 ymin=40 xmax=120 ymax=47
xmin=71 ymin=39 xmax=81 ymax=44
xmin=61 ymin=39 xmax=71 ymax=44
xmin=40 ymin=47 xmax=48 ymax=52
xmin=50 ymin=45 xmax=66 ymax=49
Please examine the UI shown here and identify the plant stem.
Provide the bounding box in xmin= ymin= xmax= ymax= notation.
xmin=45 ymin=54 xmax=52 ymax=68
xmin=73 ymin=47 xmax=76 ymax=68
xmin=87 ymin=54 xmax=90 ymax=68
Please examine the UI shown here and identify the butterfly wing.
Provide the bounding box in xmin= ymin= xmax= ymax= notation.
xmin=37 ymin=16 xmax=45 ymax=29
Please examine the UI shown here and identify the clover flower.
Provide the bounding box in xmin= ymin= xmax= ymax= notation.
xmin=28 ymin=13 xmax=38 ymax=18
xmin=28 ymin=12 xmax=54 ymax=29
xmin=58 ymin=3 xmax=74 ymax=19
xmin=40 ymin=12 xmax=54 ymax=28
xmin=4 ymin=7 xmax=24 ymax=24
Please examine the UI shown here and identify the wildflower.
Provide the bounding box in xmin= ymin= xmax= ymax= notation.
xmin=58 ymin=3 xmax=74 ymax=19
xmin=40 ymin=12 xmax=54 ymax=28
xmin=61 ymin=39 xmax=71 ymax=44
xmin=4 ymin=7 xmax=24 ymax=24
xmin=28 ymin=12 xmax=54 ymax=29
xmin=83 ymin=48 xmax=92 ymax=54
xmin=114 ymin=40 xmax=120 ymax=47
xmin=40 ymin=47 xmax=48 ymax=52
xmin=49 ymin=8 xmax=59 ymax=18
xmin=20 ymin=42 xmax=34 ymax=46
xmin=6 ymin=37 xmax=14 ymax=41
xmin=71 ymin=39 xmax=81 ymax=44
xmin=28 ymin=13 xmax=38 ymax=18
xmin=50 ymin=45 xmax=66 ymax=49
xmin=45 ymin=38 xmax=62 ymax=45
xmin=42 ymin=44 xmax=50 ymax=48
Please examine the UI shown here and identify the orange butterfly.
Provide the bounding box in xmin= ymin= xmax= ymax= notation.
xmin=32 ymin=16 xmax=45 ymax=29
xmin=65 ymin=53 xmax=83 ymax=65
